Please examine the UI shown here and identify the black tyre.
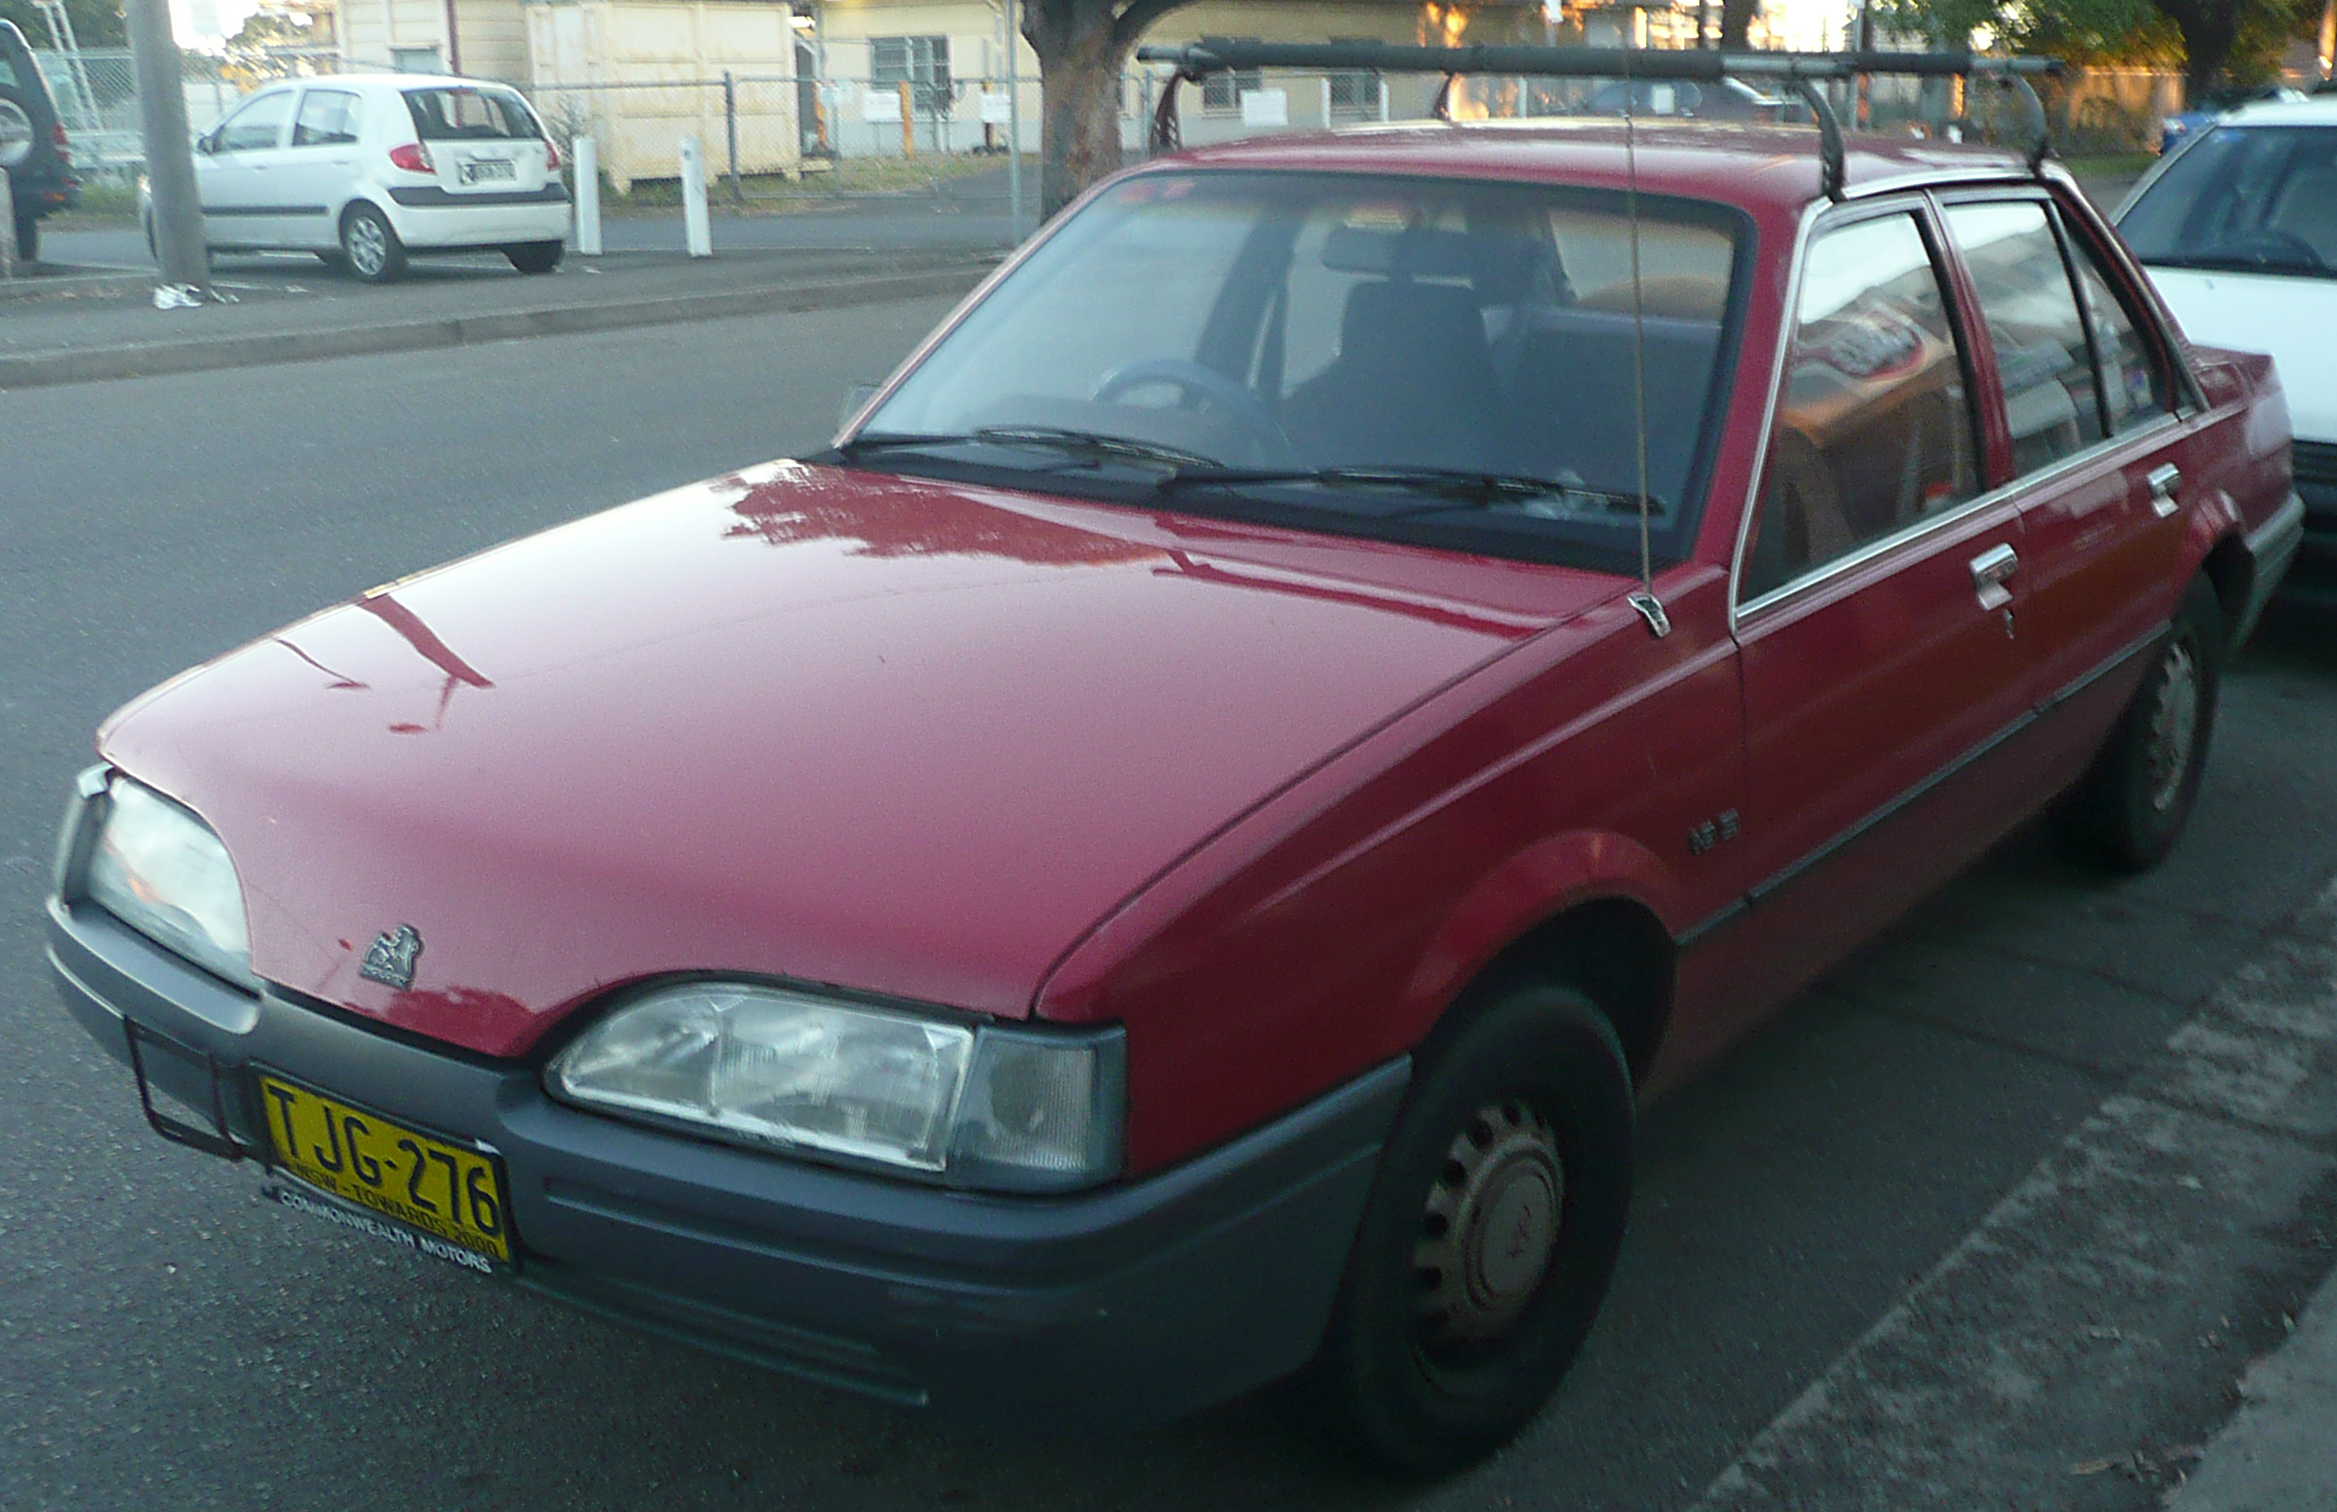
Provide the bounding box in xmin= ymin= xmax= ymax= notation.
xmin=2059 ymin=576 xmax=2224 ymax=873
xmin=1304 ymin=983 xmax=1634 ymax=1475
xmin=12 ymin=209 xmax=36 ymax=265
xmin=504 ymin=240 xmax=563 ymax=274
xmin=339 ymin=203 xmax=406 ymax=284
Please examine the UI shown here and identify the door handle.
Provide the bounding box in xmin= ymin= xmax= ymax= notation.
xmin=1969 ymin=543 xmax=2018 ymax=610
xmin=2147 ymin=464 xmax=2183 ymax=518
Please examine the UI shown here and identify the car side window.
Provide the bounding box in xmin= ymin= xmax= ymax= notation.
xmin=292 ymin=89 xmax=360 ymax=148
xmin=1943 ymin=201 xmax=2108 ymax=475
xmin=2066 ymin=240 xmax=2172 ymax=434
xmin=219 ymin=91 xmax=292 ymax=153
xmin=1741 ymin=211 xmax=1979 ymax=602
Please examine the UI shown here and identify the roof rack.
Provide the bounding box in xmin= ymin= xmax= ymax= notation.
xmin=1134 ymin=42 xmax=2064 ymax=200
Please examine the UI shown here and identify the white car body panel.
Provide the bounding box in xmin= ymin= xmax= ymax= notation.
xmin=2145 ymin=267 xmax=2337 ymax=443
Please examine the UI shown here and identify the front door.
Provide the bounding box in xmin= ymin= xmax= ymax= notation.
xmin=200 ymin=87 xmax=296 ymax=249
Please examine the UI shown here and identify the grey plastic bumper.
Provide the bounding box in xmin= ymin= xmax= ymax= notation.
xmin=47 ymin=895 xmax=1406 ymax=1428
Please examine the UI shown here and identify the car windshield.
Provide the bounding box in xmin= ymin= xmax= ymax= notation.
xmin=2120 ymin=125 xmax=2337 ymax=277
xmin=852 ymin=171 xmax=1748 ymax=572
xmin=403 ymin=85 xmax=538 ymax=141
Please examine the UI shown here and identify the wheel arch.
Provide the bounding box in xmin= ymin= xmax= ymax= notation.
xmin=2198 ymin=529 xmax=2252 ymax=653
xmin=1452 ymin=896 xmax=1677 ymax=1089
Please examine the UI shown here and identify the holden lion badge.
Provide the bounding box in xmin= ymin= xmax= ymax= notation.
xmin=359 ymin=924 xmax=424 ymax=990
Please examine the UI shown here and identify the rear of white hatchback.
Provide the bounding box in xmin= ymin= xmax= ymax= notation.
xmin=369 ymin=79 xmax=568 ymax=280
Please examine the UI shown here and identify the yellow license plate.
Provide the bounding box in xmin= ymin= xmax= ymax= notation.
xmin=258 ymin=1075 xmax=514 ymax=1266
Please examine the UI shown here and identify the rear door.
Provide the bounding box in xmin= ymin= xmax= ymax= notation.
xmin=1726 ymin=199 xmax=2033 ymax=1002
xmin=398 ymin=84 xmax=549 ymax=202
xmin=200 ymin=87 xmax=296 ymax=247
xmin=1937 ymin=193 xmax=2192 ymax=738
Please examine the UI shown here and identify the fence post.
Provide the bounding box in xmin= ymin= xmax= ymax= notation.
xmin=574 ymin=136 xmax=602 ymax=256
xmin=723 ymin=71 xmax=743 ymax=205
xmin=679 ymin=136 xmax=712 ymax=257
xmin=900 ymin=81 xmax=915 ymax=157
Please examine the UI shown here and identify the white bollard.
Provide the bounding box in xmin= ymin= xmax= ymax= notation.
xmin=574 ymin=136 xmax=602 ymax=257
xmin=679 ymin=136 xmax=711 ymax=259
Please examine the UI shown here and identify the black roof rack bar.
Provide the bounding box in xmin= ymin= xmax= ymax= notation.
xmin=1136 ymin=42 xmax=2063 ymax=185
xmin=1135 ymin=41 xmax=2061 ymax=83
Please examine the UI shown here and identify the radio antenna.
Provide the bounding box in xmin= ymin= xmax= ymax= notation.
xmin=1623 ymin=54 xmax=1670 ymax=638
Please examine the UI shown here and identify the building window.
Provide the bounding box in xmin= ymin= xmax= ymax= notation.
xmin=1201 ymin=38 xmax=1261 ymax=113
xmin=870 ymin=36 xmax=951 ymax=111
xmin=390 ymin=46 xmax=441 ymax=74
xmin=1327 ymin=36 xmax=1376 ymax=115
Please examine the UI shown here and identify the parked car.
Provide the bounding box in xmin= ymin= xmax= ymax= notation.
xmin=2118 ymin=96 xmax=2337 ymax=606
xmin=141 ymin=74 xmax=567 ymax=282
xmin=0 ymin=19 xmax=77 ymax=262
xmin=1578 ymin=74 xmax=1794 ymax=120
xmin=49 ymin=100 xmax=2299 ymax=1473
xmin=2156 ymin=82 xmax=2304 ymax=154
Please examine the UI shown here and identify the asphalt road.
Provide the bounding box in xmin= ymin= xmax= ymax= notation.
xmin=3 ymin=301 xmax=2335 ymax=1512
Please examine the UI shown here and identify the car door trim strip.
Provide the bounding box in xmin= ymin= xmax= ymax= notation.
xmin=1676 ymin=622 xmax=2163 ymax=950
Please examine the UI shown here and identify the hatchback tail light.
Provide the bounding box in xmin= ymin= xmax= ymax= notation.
xmin=543 ymin=137 xmax=561 ymax=172
xmin=388 ymin=142 xmax=434 ymax=174
xmin=52 ymin=122 xmax=71 ymax=164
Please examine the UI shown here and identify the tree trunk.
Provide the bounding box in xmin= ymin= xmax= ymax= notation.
xmin=1719 ymin=0 xmax=1758 ymax=48
xmin=2154 ymin=0 xmax=2245 ymax=99
xmin=1029 ymin=8 xmax=1126 ymax=219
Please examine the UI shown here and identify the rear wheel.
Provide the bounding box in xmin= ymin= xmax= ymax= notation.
xmin=339 ymin=203 xmax=406 ymax=284
xmin=1303 ymin=984 xmax=1634 ymax=1474
xmin=2058 ymin=576 xmax=2224 ymax=873
xmin=504 ymin=240 xmax=563 ymax=274
xmin=314 ymin=249 xmax=347 ymax=271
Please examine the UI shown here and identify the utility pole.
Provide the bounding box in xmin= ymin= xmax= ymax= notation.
xmin=2321 ymin=0 xmax=2334 ymax=81
xmin=124 ymin=0 xmax=210 ymax=294
xmin=1005 ymin=0 xmax=1023 ymax=239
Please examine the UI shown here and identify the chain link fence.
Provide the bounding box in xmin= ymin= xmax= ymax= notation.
xmin=33 ymin=46 xmax=346 ymax=180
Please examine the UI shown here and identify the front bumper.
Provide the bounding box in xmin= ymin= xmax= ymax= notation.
xmin=2285 ymin=442 xmax=2337 ymax=611
xmin=47 ymin=894 xmax=1402 ymax=1427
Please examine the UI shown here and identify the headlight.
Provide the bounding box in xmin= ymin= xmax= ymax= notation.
xmin=84 ymin=776 xmax=253 ymax=986
xmin=546 ymin=982 xmax=1125 ymax=1192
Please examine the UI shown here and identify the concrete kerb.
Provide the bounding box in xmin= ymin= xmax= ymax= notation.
xmin=0 ymin=261 xmax=995 ymax=391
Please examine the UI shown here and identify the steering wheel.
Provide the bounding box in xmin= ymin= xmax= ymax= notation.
xmin=1092 ymin=359 xmax=1294 ymax=464
xmin=2208 ymin=228 xmax=2326 ymax=269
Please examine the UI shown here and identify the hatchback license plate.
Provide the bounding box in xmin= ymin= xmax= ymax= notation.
xmin=258 ymin=1075 xmax=513 ymax=1265
xmin=460 ymin=158 xmax=516 ymax=184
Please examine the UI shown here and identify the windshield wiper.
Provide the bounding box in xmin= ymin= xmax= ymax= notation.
xmin=1162 ymin=464 xmax=1656 ymax=519
xmin=969 ymin=426 xmax=1227 ymax=471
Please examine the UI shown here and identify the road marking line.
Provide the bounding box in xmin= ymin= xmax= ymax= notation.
xmin=1692 ymin=877 xmax=2337 ymax=1510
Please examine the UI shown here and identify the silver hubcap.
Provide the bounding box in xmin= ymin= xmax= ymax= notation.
xmin=2144 ymin=638 xmax=2200 ymax=814
xmin=1416 ymin=1101 xmax=1563 ymax=1345
xmin=346 ymin=217 xmax=386 ymax=276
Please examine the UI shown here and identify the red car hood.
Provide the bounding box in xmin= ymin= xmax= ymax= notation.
xmin=100 ymin=462 xmax=1613 ymax=1057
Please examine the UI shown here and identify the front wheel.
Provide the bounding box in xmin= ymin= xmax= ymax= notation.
xmin=503 ymin=240 xmax=563 ymax=274
xmin=339 ymin=203 xmax=406 ymax=284
xmin=2058 ymin=576 xmax=2225 ymax=873
xmin=1303 ymin=984 xmax=1634 ymax=1474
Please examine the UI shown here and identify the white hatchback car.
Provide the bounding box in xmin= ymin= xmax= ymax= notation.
xmin=2117 ymin=97 xmax=2337 ymax=606
xmin=151 ymin=74 xmax=569 ymax=283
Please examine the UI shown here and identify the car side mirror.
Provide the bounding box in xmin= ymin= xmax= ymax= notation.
xmin=194 ymin=130 xmax=218 ymax=155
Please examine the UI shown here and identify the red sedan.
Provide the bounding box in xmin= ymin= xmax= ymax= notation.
xmin=46 ymin=89 xmax=2300 ymax=1472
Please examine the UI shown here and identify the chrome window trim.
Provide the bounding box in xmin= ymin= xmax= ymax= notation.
xmin=1726 ymin=192 xmax=1967 ymax=632
xmin=1732 ymin=410 xmax=2184 ymax=624
xmin=1937 ymin=182 xmax=2207 ymax=418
